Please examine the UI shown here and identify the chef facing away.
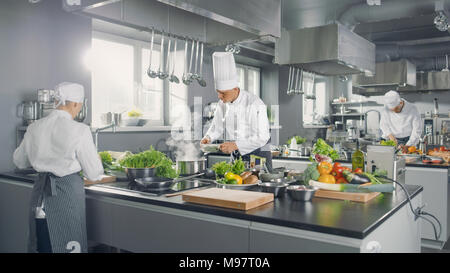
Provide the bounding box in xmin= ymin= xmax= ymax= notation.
xmin=380 ymin=90 xmax=423 ymax=151
xmin=201 ymin=52 xmax=272 ymax=170
xmin=13 ymin=82 xmax=103 ymax=253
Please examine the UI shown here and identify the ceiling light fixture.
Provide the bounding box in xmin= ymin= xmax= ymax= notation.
xmin=434 ymin=11 xmax=449 ymax=31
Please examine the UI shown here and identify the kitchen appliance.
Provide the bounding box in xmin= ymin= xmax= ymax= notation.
xmin=366 ymin=145 xmax=406 ymax=185
xmin=95 ymin=178 xmax=212 ymax=197
xmin=17 ymin=101 xmax=42 ymax=125
xmin=37 ymin=89 xmax=55 ymax=104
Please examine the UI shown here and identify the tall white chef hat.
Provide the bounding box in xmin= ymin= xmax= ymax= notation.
xmin=54 ymin=82 xmax=85 ymax=107
xmin=212 ymin=52 xmax=238 ymax=91
xmin=383 ymin=90 xmax=401 ymax=109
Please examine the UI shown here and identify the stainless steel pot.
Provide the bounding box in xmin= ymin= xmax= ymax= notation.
xmin=125 ymin=167 xmax=156 ymax=182
xmin=176 ymin=158 xmax=206 ymax=175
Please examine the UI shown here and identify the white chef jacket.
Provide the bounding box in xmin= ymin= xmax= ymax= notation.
xmin=379 ymin=100 xmax=423 ymax=147
xmin=13 ymin=110 xmax=104 ymax=181
xmin=205 ymin=90 xmax=271 ymax=155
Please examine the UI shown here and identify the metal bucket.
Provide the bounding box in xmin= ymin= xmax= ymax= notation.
xmin=176 ymin=158 xmax=206 ymax=175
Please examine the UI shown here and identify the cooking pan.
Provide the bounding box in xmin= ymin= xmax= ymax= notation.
xmin=134 ymin=172 xmax=205 ymax=188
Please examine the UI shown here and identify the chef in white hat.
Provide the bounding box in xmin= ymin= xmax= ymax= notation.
xmin=13 ymin=82 xmax=103 ymax=253
xmin=380 ymin=90 xmax=423 ymax=151
xmin=200 ymin=52 xmax=272 ymax=170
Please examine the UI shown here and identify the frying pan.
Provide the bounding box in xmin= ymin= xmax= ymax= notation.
xmin=134 ymin=172 xmax=205 ymax=188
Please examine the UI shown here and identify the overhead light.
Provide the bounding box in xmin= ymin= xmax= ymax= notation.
xmin=434 ymin=11 xmax=449 ymax=31
xmin=28 ymin=0 xmax=41 ymax=3
xmin=225 ymin=44 xmax=241 ymax=54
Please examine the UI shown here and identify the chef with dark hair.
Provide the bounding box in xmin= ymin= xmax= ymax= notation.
xmin=380 ymin=90 xmax=423 ymax=151
xmin=13 ymin=82 xmax=103 ymax=253
xmin=200 ymin=52 xmax=272 ymax=170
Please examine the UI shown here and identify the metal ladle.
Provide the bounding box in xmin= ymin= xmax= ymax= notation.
xmin=182 ymin=38 xmax=193 ymax=85
xmin=147 ymin=28 xmax=158 ymax=78
xmin=192 ymin=39 xmax=200 ymax=80
xmin=164 ymin=34 xmax=172 ymax=80
xmin=286 ymin=66 xmax=293 ymax=95
xmin=168 ymin=37 xmax=179 ymax=84
xmin=158 ymin=31 xmax=168 ymax=79
xmin=196 ymin=41 xmax=207 ymax=87
xmin=187 ymin=39 xmax=196 ymax=81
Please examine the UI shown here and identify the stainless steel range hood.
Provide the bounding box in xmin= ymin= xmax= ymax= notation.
xmin=352 ymin=59 xmax=417 ymax=94
xmin=156 ymin=0 xmax=281 ymax=42
xmin=274 ymin=23 xmax=375 ymax=76
xmin=408 ymin=70 xmax=450 ymax=92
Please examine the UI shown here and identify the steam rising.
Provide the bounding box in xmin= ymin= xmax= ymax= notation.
xmin=166 ymin=137 xmax=204 ymax=161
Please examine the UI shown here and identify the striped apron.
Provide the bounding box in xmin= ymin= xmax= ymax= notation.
xmin=28 ymin=172 xmax=88 ymax=253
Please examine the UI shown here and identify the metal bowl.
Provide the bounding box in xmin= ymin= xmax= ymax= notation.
xmin=287 ymin=185 xmax=319 ymax=201
xmin=270 ymin=177 xmax=296 ymax=184
xmin=259 ymin=172 xmax=283 ymax=182
xmin=214 ymin=180 xmax=261 ymax=190
xmin=125 ymin=167 xmax=156 ymax=182
xmin=134 ymin=177 xmax=174 ymax=189
xmin=259 ymin=182 xmax=288 ymax=197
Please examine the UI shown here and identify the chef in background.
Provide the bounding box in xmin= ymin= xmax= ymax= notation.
xmin=13 ymin=82 xmax=103 ymax=253
xmin=200 ymin=52 xmax=272 ymax=170
xmin=380 ymin=90 xmax=423 ymax=151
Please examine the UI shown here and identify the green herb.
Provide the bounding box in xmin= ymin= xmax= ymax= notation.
xmin=118 ymin=146 xmax=178 ymax=178
xmin=212 ymin=161 xmax=233 ymax=177
xmin=286 ymin=136 xmax=307 ymax=145
xmin=380 ymin=140 xmax=396 ymax=146
xmin=231 ymin=157 xmax=246 ymax=175
xmin=312 ymin=138 xmax=339 ymax=161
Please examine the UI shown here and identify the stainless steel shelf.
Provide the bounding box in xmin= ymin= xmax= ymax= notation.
xmin=303 ymin=124 xmax=331 ymax=129
xmin=331 ymin=101 xmax=381 ymax=106
xmin=332 ymin=113 xmax=364 ymax=117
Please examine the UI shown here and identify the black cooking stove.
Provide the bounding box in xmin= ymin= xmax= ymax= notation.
xmin=94 ymin=177 xmax=214 ymax=197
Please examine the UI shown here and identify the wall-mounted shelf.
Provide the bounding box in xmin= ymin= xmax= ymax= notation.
xmin=303 ymin=124 xmax=331 ymax=129
xmin=331 ymin=113 xmax=365 ymax=117
xmin=331 ymin=101 xmax=382 ymax=106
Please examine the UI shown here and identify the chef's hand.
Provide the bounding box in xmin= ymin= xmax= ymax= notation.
xmin=200 ymin=136 xmax=211 ymax=144
xmin=388 ymin=134 xmax=398 ymax=146
xmin=219 ymin=142 xmax=238 ymax=154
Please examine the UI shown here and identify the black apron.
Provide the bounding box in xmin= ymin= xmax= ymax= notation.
xmin=231 ymin=142 xmax=273 ymax=173
xmin=28 ymin=172 xmax=88 ymax=253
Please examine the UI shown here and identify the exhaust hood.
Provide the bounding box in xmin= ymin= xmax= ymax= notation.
xmin=352 ymin=59 xmax=417 ymax=93
xmin=408 ymin=70 xmax=450 ymax=92
xmin=274 ymin=23 xmax=375 ymax=76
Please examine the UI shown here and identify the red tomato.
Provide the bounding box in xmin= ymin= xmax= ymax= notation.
xmin=333 ymin=162 xmax=342 ymax=169
xmin=336 ymin=177 xmax=348 ymax=184
xmin=354 ymin=168 xmax=363 ymax=174
xmin=434 ymin=148 xmax=439 ymax=152
xmin=440 ymin=146 xmax=447 ymax=152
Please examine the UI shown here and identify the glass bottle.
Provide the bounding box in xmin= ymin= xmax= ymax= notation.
xmin=352 ymin=140 xmax=365 ymax=171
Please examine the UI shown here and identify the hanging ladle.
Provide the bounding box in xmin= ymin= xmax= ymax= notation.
xmin=158 ymin=31 xmax=168 ymax=79
xmin=182 ymin=38 xmax=193 ymax=85
xmin=147 ymin=28 xmax=158 ymax=78
xmin=168 ymin=37 xmax=179 ymax=84
xmin=163 ymin=34 xmax=172 ymax=80
xmin=196 ymin=41 xmax=207 ymax=87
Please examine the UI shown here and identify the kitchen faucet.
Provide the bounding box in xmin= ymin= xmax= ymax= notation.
xmin=94 ymin=120 xmax=116 ymax=151
xmin=364 ymin=109 xmax=381 ymax=137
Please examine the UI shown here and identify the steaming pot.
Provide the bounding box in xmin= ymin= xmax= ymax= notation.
xmin=176 ymin=158 xmax=206 ymax=176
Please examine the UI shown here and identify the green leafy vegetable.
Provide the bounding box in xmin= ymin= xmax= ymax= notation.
xmin=380 ymin=140 xmax=396 ymax=146
xmin=231 ymin=157 xmax=246 ymax=175
xmin=286 ymin=136 xmax=307 ymax=145
xmin=312 ymin=138 xmax=339 ymax=161
xmin=211 ymin=161 xmax=233 ymax=177
xmin=118 ymin=146 xmax=178 ymax=179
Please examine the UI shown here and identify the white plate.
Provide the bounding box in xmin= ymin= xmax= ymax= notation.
xmin=200 ymin=144 xmax=220 ymax=153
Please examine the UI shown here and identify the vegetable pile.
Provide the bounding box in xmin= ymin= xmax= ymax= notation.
xmin=311 ymin=138 xmax=339 ymax=162
xmin=98 ymin=151 xmax=123 ymax=173
xmin=212 ymin=159 xmax=258 ymax=185
xmin=118 ymin=146 xmax=178 ymax=179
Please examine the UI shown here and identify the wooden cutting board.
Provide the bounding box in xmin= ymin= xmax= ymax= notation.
xmin=182 ymin=188 xmax=274 ymax=211
xmin=84 ymin=175 xmax=116 ymax=186
xmin=314 ymin=189 xmax=381 ymax=203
